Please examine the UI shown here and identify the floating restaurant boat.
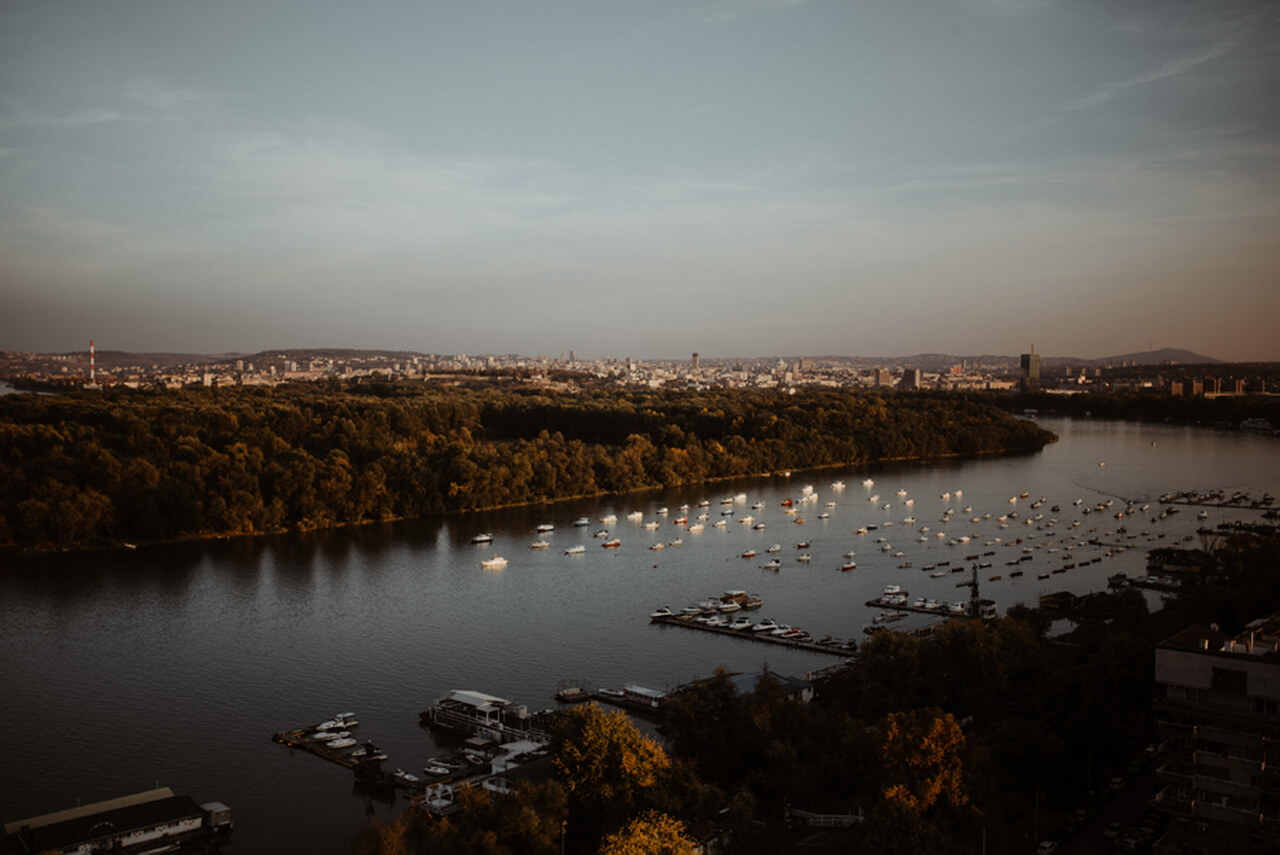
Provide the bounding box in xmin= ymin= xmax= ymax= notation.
xmin=420 ymin=690 xmax=551 ymax=745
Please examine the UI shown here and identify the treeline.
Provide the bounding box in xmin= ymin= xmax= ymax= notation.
xmin=0 ymin=384 xmax=1054 ymax=550
xmin=1000 ymin=389 xmax=1280 ymax=427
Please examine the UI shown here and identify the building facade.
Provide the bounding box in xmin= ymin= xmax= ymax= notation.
xmin=1153 ymin=616 xmax=1280 ymax=854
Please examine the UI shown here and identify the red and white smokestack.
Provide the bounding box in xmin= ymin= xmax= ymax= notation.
xmin=90 ymin=339 xmax=95 ymax=383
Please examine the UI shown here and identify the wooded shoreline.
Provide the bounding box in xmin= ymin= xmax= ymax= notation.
xmin=0 ymin=385 xmax=1055 ymax=552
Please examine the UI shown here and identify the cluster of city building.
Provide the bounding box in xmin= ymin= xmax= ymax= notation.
xmin=0 ymin=345 xmax=1274 ymax=397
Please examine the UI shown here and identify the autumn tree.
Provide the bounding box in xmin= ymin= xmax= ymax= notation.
xmin=551 ymin=703 xmax=670 ymax=843
xmin=879 ymin=708 xmax=968 ymax=813
xmin=598 ymin=811 xmax=697 ymax=855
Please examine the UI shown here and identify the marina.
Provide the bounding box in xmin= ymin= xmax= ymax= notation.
xmin=649 ymin=614 xmax=857 ymax=656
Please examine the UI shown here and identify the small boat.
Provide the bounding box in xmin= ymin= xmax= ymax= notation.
xmin=599 ymin=514 xmax=617 ymax=524
xmin=530 ymin=540 xmax=550 ymax=549
xmin=598 ymin=688 xmax=625 ymax=700
xmin=761 ymin=559 xmax=782 ymax=569
xmin=656 ymin=507 xmax=669 ymax=515
xmin=626 ymin=510 xmax=644 ymax=520
xmin=754 ymin=522 xmax=767 ymax=530
xmin=729 ymin=617 xmax=753 ymax=631
xmin=668 ymin=538 xmax=683 ymax=547
xmin=470 ymin=533 xmax=494 ymax=544
xmin=564 ymin=545 xmax=586 ymax=555
xmin=481 ymin=556 xmax=508 ymax=569
xmin=393 ymin=768 xmax=420 ymax=784
xmin=593 ymin=529 xmax=610 ymax=538
xmin=424 ymin=764 xmax=452 ymax=776
xmin=765 ymin=543 xmax=782 ymax=553
xmin=840 ymin=562 xmax=857 ymax=571
xmin=644 ymin=520 xmax=661 ymax=529
xmin=649 ymin=542 xmax=664 ymax=550
xmin=649 ymin=607 xmax=673 ymax=619
xmin=741 ymin=549 xmax=757 ymax=558
xmin=752 ymin=618 xmax=779 ymax=633
xmin=862 ymin=478 xmax=875 ymax=487
xmin=832 ymin=481 xmax=846 ymax=489
xmin=536 ymin=523 xmax=555 ymax=532
xmin=602 ymin=539 xmax=621 ymax=548
xmin=796 ymin=553 xmax=811 ymax=562
xmin=327 ymin=737 xmax=357 ymax=749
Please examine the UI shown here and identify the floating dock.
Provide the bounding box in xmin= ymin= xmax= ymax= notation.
xmin=650 ymin=615 xmax=855 ymax=655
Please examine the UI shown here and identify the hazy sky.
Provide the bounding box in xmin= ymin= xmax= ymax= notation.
xmin=2 ymin=1 xmax=1277 ymax=361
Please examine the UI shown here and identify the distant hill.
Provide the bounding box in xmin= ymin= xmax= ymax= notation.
xmin=1087 ymin=348 xmax=1221 ymax=366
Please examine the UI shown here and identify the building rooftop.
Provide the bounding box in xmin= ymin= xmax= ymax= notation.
xmin=1157 ymin=616 xmax=1280 ymax=659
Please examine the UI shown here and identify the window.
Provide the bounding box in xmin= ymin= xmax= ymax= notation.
xmin=1253 ymin=697 xmax=1278 ymax=715
xmin=1211 ymin=668 xmax=1248 ymax=694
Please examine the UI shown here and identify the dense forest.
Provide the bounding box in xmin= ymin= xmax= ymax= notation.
xmin=0 ymin=385 xmax=1053 ymax=550
xmin=354 ymin=528 xmax=1280 ymax=854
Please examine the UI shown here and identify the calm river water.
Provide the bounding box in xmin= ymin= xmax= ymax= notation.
xmin=2 ymin=417 xmax=1277 ymax=852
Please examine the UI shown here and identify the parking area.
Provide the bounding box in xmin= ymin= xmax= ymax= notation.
xmin=1039 ymin=767 xmax=1168 ymax=855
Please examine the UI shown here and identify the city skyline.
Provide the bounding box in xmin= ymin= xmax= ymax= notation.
xmin=3 ymin=1 xmax=1278 ymax=361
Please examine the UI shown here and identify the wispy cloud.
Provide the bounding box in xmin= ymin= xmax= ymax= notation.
xmin=0 ymin=102 xmax=123 ymax=129
xmin=1069 ymin=38 xmax=1236 ymax=110
xmin=702 ymin=0 xmax=815 ymax=23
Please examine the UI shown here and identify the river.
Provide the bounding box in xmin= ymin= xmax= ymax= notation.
xmin=2 ymin=417 xmax=1276 ymax=852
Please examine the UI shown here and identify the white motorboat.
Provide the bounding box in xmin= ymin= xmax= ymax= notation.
xmin=765 ymin=543 xmax=782 ymax=553
xmin=796 ymin=553 xmax=811 ymax=562
xmin=536 ymin=523 xmax=555 ymax=533
xmin=470 ymin=533 xmax=493 ymax=544
xmin=481 ymin=556 xmax=508 ymax=569
xmin=530 ymin=540 xmax=550 ymax=549
xmin=649 ymin=606 xmax=674 ymax=619
xmin=761 ymin=559 xmax=782 ymax=569
xmin=752 ymin=618 xmax=779 ymax=633
xmin=326 ymin=737 xmax=357 ymax=749
xmin=564 ymin=545 xmax=586 ymax=555
xmin=573 ymin=517 xmax=590 ymax=526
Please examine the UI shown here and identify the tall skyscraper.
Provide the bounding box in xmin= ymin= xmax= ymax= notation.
xmin=1020 ymin=345 xmax=1041 ymax=392
xmin=691 ymin=352 xmax=700 ymax=370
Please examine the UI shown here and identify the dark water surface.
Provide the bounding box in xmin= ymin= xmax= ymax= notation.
xmin=3 ymin=418 xmax=1277 ymax=852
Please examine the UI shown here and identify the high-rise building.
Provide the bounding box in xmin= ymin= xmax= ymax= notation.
xmin=873 ymin=368 xmax=892 ymax=387
xmin=899 ymin=368 xmax=921 ymax=390
xmin=1153 ymin=616 xmax=1280 ymax=854
xmin=691 ymin=352 xmax=700 ymax=370
xmin=1020 ymin=346 xmax=1041 ymax=392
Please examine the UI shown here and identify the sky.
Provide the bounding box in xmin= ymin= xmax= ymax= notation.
xmin=2 ymin=0 xmax=1278 ymax=362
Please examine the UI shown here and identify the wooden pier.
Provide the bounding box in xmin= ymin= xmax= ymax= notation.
xmin=650 ymin=615 xmax=855 ymax=656
xmin=272 ymin=724 xmax=474 ymax=794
